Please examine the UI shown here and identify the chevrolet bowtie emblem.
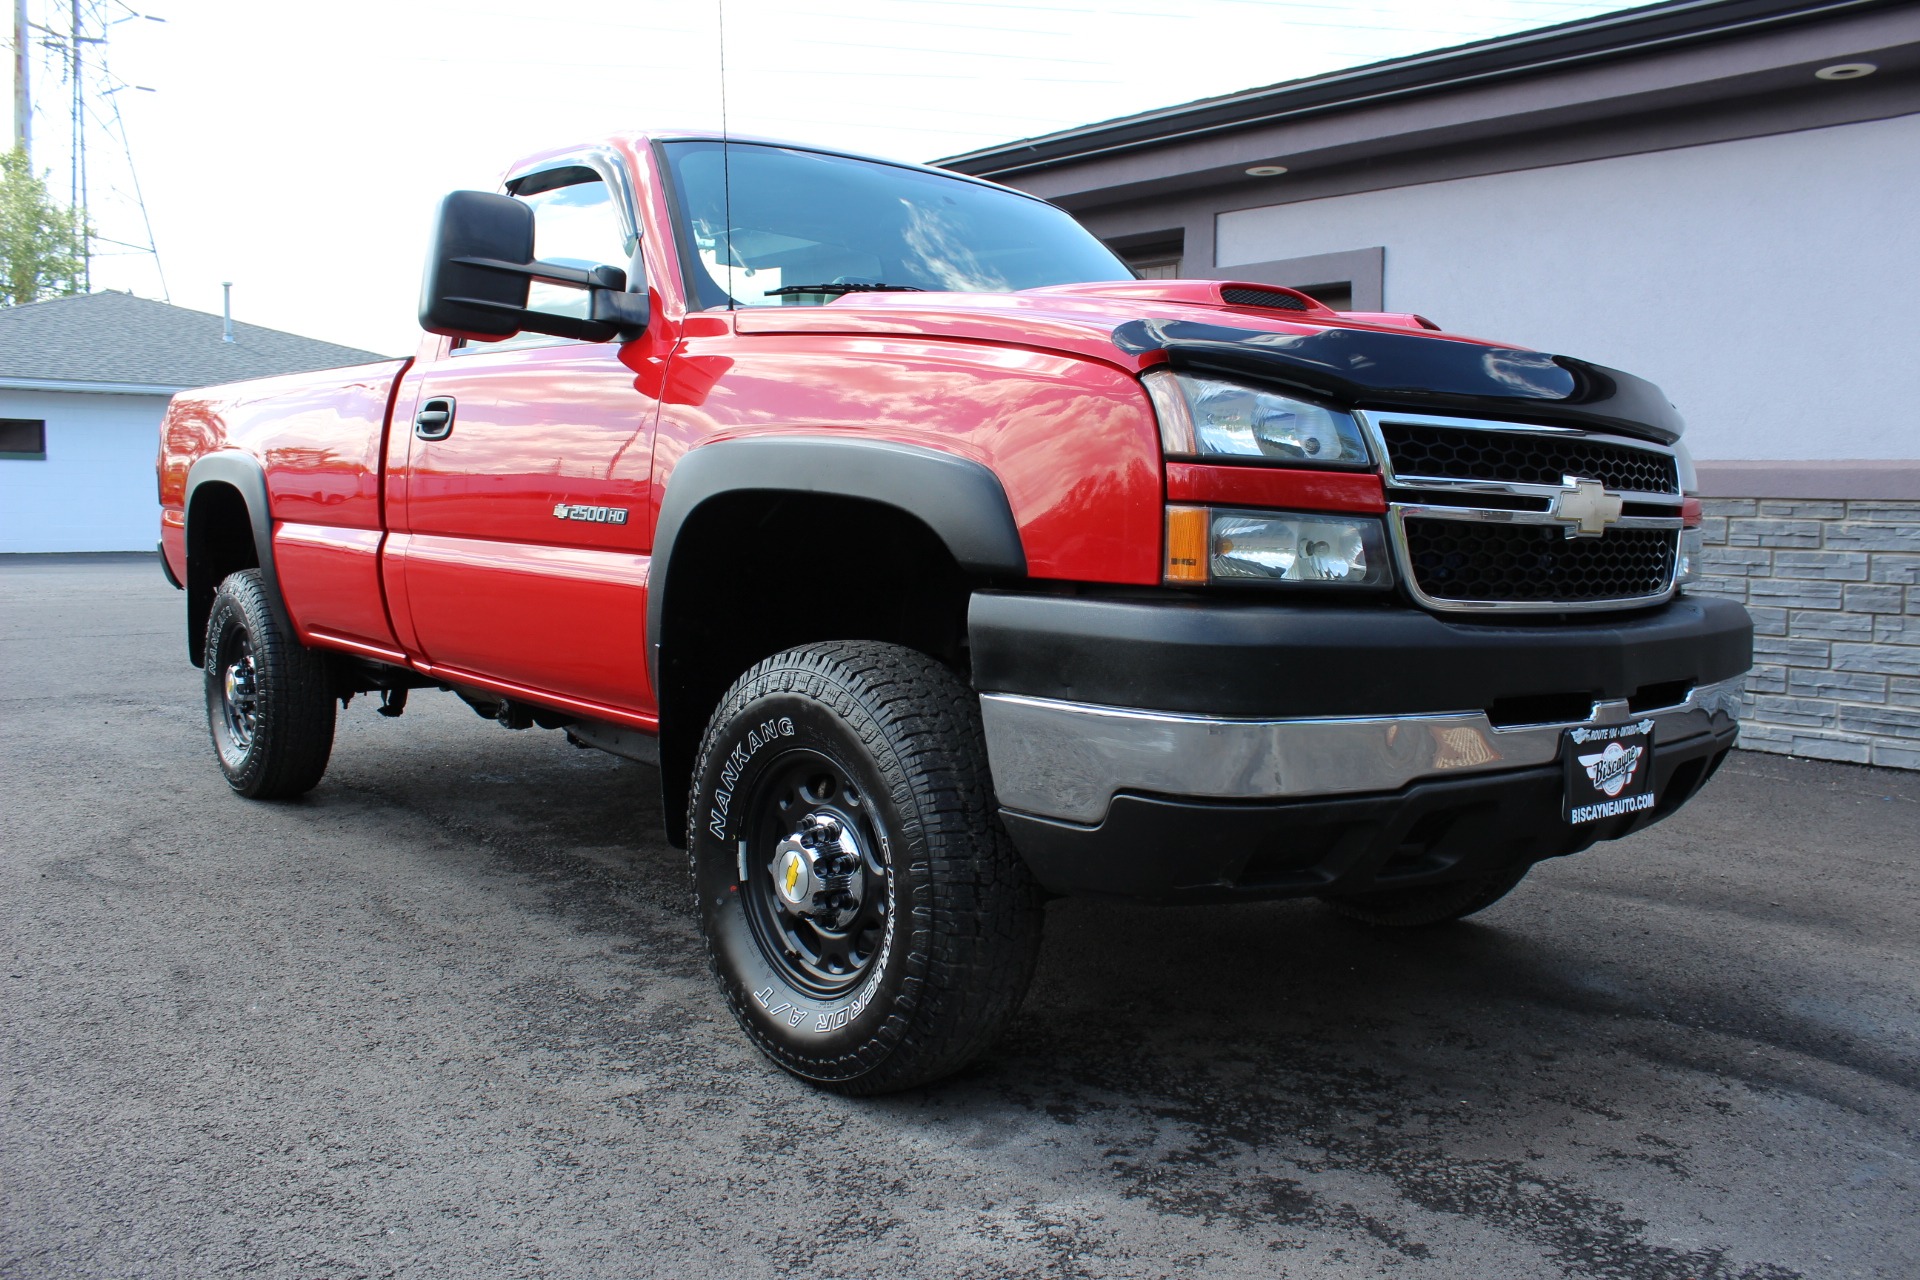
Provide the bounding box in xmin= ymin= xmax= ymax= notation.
xmin=1551 ymin=477 xmax=1623 ymax=538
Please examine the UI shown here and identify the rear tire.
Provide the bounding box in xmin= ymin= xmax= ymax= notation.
xmin=688 ymin=641 xmax=1043 ymax=1094
xmin=203 ymin=569 xmax=336 ymax=799
xmin=1317 ymin=862 xmax=1532 ymax=928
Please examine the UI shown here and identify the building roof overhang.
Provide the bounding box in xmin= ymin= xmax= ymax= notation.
xmin=937 ymin=0 xmax=1920 ymax=212
xmin=0 ymin=377 xmax=185 ymax=396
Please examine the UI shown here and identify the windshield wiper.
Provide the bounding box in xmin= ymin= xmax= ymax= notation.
xmin=762 ymin=282 xmax=926 ymax=297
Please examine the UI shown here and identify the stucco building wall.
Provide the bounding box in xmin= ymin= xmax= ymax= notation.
xmin=1214 ymin=113 xmax=1920 ymax=464
xmin=0 ymin=389 xmax=169 ymax=553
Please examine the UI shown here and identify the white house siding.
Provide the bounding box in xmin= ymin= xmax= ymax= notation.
xmin=1214 ymin=113 xmax=1920 ymax=463
xmin=0 ymin=389 xmax=170 ymax=552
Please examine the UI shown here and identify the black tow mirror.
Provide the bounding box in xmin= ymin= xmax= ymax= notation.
xmin=419 ymin=191 xmax=533 ymax=340
xmin=418 ymin=190 xmax=650 ymax=343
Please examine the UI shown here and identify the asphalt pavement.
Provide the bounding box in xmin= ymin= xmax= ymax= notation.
xmin=2 ymin=554 xmax=1916 ymax=1280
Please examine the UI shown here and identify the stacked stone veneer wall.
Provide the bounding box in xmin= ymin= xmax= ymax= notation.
xmin=1689 ymin=498 xmax=1920 ymax=769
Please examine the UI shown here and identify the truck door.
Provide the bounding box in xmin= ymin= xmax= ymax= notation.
xmin=389 ymin=159 xmax=668 ymax=718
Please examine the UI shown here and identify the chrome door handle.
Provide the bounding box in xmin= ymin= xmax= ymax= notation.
xmin=414 ymin=397 xmax=456 ymax=440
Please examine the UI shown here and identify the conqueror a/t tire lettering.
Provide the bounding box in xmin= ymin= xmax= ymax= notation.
xmin=687 ymin=641 xmax=1043 ymax=1094
xmin=203 ymin=569 xmax=337 ymax=799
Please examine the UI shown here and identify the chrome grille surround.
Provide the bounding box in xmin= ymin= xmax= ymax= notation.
xmin=1356 ymin=410 xmax=1687 ymax=614
xmin=1376 ymin=419 xmax=1680 ymax=494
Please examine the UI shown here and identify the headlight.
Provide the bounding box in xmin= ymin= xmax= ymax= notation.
xmin=1671 ymin=438 xmax=1700 ymax=587
xmin=1144 ymin=368 xmax=1369 ymax=466
xmin=1675 ymin=526 xmax=1704 ymax=586
xmin=1166 ymin=506 xmax=1393 ymax=589
xmin=1671 ymin=437 xmax=1698 ymax=493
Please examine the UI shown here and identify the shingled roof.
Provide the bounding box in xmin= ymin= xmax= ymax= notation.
xmin=0 ymin=291 xmax=390 ymax=392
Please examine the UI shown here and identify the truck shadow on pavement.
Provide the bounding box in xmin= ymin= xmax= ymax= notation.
xmin=925 ymin=905 xmax=1823 ymax=1280
xmin=316 ymin=713 xmax=1911 ymax=1279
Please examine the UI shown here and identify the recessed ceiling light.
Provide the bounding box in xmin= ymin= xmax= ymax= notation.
xmin=1245 ymin=164 xmax=1289 ymax=177
xmin=1815 ymin=62 xmax=1877 ymax=80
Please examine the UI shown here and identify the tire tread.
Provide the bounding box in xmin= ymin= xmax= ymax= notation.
xmin=205 ymin=569 xmax=335 ymax=799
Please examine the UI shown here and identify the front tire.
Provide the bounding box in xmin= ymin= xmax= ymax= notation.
xmin=204 ymin=569 xmax=336 ymax=799
xmin=688 ymin=641 xmax=1043 ymax=1094
xmin=1317 ymin=861 xmax=1532 ymax=928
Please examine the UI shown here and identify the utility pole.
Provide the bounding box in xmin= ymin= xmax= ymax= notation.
xmin=12 ymin=0 xmax=29 ymax=161
xmin=68 ymin=0 xmax=87 ymax=288
xmin=67 ymin=0 xmax=78 ymax=208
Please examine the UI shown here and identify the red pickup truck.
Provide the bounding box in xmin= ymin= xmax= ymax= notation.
xmin=158 ymin=131 xmax=1751 ymax=1093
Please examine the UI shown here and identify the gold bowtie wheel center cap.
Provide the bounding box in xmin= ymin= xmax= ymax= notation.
xmin=768 ymin=813 xmax=865 ymax=924
xmin=775 ymin=848 xmax=813 ymax=907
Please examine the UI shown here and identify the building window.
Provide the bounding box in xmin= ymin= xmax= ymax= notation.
xmin=0 ymin=419 xmax=47 ymax=460
xmin=1108 ymin=231 xmax=1184 ymax=281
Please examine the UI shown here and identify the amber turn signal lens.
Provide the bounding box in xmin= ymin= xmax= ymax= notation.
xmin=1164 ymin=505 xmax=1209 ymax=584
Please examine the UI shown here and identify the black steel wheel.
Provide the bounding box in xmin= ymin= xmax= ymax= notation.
xmin=1317 ymin=861 xmax=1533 ymax=928
xmin=688 ymin=641 xmax=1043 ymax=1094
xmin=740 ymin=752 xmax=891 ymax=999
xmin=203 ymin=569 xmax=336 ymax=799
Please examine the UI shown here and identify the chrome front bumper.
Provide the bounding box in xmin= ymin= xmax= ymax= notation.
xmin=979 ymin=677 xmax=1744 ymax=825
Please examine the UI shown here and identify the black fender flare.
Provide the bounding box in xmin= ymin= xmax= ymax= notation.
xmin=183 ymin=452 xmax=292 ymax=665
xmin=646 ymin=435 xmax=1027 ymax=694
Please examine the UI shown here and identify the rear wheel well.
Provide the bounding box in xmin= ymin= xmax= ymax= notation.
xmin=657 ymin=493 xmax=980 ymax=845
xmin=185 ymin=482 xmax=259 ymax=666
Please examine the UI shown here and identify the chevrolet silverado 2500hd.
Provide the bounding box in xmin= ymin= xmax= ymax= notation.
xmin=157 ymin=133 xmax=1752 ymax=1093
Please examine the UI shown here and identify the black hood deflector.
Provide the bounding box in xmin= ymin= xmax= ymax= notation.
xmin=1113 ymin=318 xmax=1683 ymax=443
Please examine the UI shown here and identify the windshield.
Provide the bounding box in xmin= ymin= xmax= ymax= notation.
xmin=658 ymin=140 xmax=1130 ymax=309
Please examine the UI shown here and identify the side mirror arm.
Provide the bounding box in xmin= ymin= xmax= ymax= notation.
xmin=445 ymin=257 xmax=650 ymax=342
xmin=589 ymin=263 xmax=651 ymax=339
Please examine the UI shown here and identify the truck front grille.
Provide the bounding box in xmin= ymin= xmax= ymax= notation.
xmin=1402 ymin=519 xmax=1677 ymax=605
xmin=1379 ymin=422 xmax=1680 ymax=495
xmin=1361 ymin=410 xmax=1687 ymax=614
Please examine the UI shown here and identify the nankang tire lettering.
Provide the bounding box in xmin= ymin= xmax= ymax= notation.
xmin=705 ymin=714 xmax=796 ymax=839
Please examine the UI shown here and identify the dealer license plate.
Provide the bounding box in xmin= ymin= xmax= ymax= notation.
xmin=1564 ymin=719 xmax=1656 ymax=825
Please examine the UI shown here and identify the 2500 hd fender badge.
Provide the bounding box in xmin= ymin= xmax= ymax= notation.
xmin=553 ymin=502 xmax=629 ymax=525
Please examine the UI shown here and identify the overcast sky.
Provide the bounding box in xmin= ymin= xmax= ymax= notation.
xmin=15 ymin=0 xmax=1628 ymax=355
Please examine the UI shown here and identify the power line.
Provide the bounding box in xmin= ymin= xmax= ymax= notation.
xmin=103 ymin=79 xmax=163 ymax=298
xmin=13 ymin=0 xmax=165 ymax=298
xmin=774 ymin=33 xmax=1114 ymax=65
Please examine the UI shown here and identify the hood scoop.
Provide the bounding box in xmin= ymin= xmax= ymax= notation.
xmin=1217 ymin=284 xmax=1312 ymax=311
xmin=1029 ymin=278 xmax=1334 ymax=315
